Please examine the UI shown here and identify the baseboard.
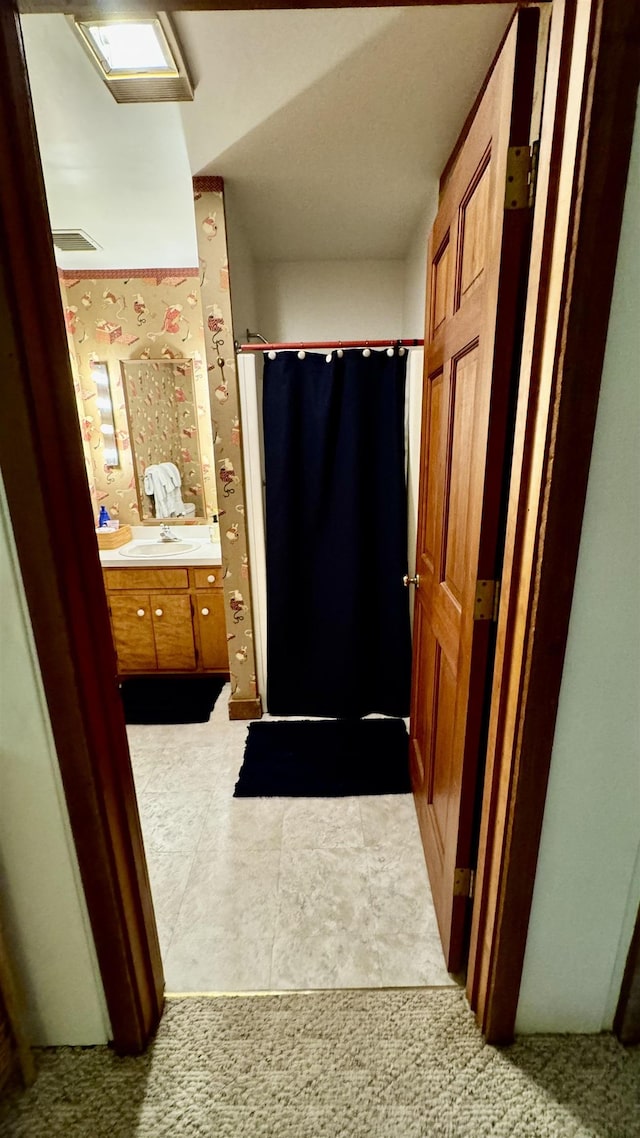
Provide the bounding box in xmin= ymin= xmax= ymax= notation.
xmin=228 ymin=696 xmax=263 ymax=721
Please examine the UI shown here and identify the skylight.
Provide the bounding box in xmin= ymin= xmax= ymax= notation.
xmin=75 ymin=18 xmax=178 ymax=79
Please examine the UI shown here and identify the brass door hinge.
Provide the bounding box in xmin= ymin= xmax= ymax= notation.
xmin=453 ymin=868 xmax=476 ymax=899
xmin=474 ymin=579 xmax=500 ymax=622
xmin=505 ymin=142 xmax=539 ymax=210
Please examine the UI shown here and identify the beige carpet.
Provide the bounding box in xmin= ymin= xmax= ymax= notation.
xmin=1 ymin=989 xmax=638 ymax=1137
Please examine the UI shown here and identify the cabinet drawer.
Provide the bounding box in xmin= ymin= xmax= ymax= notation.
xmin=195 ymin=591 xmax=228 ymax=670
xmin=109 ymin=593 xmax=156 ymax=672
xmin=104 ymin=568 xmax=189 ymax=592
xmin=151 ymin=593 xmax=197 ymax=671
xmin=192 ymin=567 xmax=223 ymax=590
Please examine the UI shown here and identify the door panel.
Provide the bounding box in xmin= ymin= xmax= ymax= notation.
xmin=196 ymin=591 xmax=228 ymax=670
xmin=109 ymin=593 xmax=156 ymax=673
xmin=458 ymin=157 xmax=492 ymax=304
xmin=410 ymin=8 xmax=539 ymax=972
xmin=151 ymin=594 xmax=196 ymax=671
xmin=443 ymin=347 xmax=479 ymax=601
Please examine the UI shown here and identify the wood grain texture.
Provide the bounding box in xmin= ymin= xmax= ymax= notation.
xmin=410 ymin=8 xmax=539 ymax=975
xmin=192 ymin=567 xmax=224 ymax=590
xmin=109 ymin=593 xmax=156 ymax=672
xmin=105 ymin=568 xmax=228 ymax=674
xmin=228 ymin=696 xmax=263 ymax=720
xmin=0 ymin=6 xmax=163 ymax=1054
xmin=18 ymin=0 xmax=527 ymax=12
xmin=467 ymin=0 xmax=640 ymax=1042
xmin=195 ymin=591 xmax=229 ymax=670
xmin=104 ymin=568 xmax=190 ymax=591
xmin=151 ymin=594 xmax=197 ymax=670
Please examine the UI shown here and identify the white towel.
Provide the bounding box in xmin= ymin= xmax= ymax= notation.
xmin=144 ymin=462 xmax=188 ymax=517
xmin=159 ymin=461 xmax=182 ymax=489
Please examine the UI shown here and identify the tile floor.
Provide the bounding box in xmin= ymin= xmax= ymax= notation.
xmin=127 ymin=684 xmax=455 ymax=993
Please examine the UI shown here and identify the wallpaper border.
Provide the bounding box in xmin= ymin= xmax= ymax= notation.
xmin=58 ymin=268 xmax=200 ymax=281
xmin=193 ymin=176 xmax=225 ymax=193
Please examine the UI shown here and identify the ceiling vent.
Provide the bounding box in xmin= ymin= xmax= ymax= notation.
xmin=52 ymin=229 xmax=100 ymax=253
xmin=102 ymin=74 xmax=192 ymax=105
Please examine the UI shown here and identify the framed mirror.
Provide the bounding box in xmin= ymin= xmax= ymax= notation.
xmin=120 ymin=357 xmax=205 ymax=520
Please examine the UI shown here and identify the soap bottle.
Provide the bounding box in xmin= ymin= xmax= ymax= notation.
xmin=209 ymin=513 xmax=218 ymax=543
xmin=98 ymin=505 xmax=111 ymax=528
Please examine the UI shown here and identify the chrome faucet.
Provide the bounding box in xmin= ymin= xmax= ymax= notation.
xmin=159 ymin=524 xmax=180 ymax=542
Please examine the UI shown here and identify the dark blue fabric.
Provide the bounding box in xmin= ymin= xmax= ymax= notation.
xmin=263 ymin=348 xmax=411 ymax=717
xmin=234 ymin=719 xmax=411 ymax=797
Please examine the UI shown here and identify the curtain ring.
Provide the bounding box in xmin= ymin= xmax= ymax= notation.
xmin=267 ymin=350 xmax=277 ymax=360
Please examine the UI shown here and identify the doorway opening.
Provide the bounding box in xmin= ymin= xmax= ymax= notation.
xmin=3 ymin=0 xmax=635 ymax=1055
xmin=19 ymin=4 xmax=520 ymax=996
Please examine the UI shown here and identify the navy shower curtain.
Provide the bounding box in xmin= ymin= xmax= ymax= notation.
xmin=263 ymin=348 xmax=412 ymax=718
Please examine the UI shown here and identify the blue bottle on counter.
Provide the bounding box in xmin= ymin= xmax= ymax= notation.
xmin=98 ymin=505 xmax=111 ymax=528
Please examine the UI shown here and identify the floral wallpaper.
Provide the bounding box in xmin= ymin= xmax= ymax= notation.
xmin=193 ymin=176 xmax=258 ymax=707
xmin=60 ymin=270 xmax=218 ymax=525
xmin=60 ymin=277 xmax=98 ymax=521
xmin=122 ymin=358 xmax=203 ymax=518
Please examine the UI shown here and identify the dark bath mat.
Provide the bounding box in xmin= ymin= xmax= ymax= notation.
xmin=234 ymin=718 xmax=411 ymax=797
xmin=120 ymin=676 xmax=225 ymax=725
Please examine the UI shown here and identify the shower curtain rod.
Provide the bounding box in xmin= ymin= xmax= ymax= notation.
xmin=237 ymin=337 xmax=425 ymax=352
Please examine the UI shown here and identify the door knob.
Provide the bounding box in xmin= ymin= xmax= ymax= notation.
xmin=201 ymin=607 xmax=209 ymax=616
xmin=155 ymin=608 xmax=163 ymax=617
xmin=136 ymin=608 xmax=145 ymax=617
xmin=207 ymin=574 xmax=215 ymax=584
xmin=403 ymin=574 xmax=420 ymax=588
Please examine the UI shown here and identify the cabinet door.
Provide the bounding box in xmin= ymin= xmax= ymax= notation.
xmin=109 ymin=593 xmax=156 ymax=672
xmin=151 ymin=594 xmax=196 ymax=671
xmin=196 ymin=591 xmax=228 ymax=670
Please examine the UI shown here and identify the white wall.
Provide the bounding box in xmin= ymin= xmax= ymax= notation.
xmin=225 ymin=182 xmax=259 ymax=345
xmin=402 ymin=193 xmax=438 ymax=340
xmin=516 ymin=99 xmax=640 ymax=1034
xmin=255 ymin=259 xmax=405 ymax=342
xmin=0 ymin=479 xmax=110 ymax=1046
xmin=401 ymin=198 xmax=437 ymax=599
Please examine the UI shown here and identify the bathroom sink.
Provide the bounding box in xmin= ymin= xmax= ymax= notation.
xmin=118 ymin=541 xmax=200 ymax=559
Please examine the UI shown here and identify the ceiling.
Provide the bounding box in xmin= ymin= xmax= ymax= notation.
xmin=22 ymin=6 xmax=513 ymax=269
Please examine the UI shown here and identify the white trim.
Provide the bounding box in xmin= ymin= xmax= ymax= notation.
xmin=237 ymin=352 xmax=268 ymax=703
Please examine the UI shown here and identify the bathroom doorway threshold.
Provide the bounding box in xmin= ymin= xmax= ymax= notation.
xmin=0 ymin=0 xmax=637 ymax=1051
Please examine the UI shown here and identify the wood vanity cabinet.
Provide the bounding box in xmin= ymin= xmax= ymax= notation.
xmin=103 ymin=566 xmax=228 ymax=676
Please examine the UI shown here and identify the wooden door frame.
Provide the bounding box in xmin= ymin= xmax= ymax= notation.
xmin=1 ymin=0 xmax=637 ymax=1051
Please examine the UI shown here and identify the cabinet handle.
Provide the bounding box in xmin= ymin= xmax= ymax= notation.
xmin=155 ymin=608 xmax=163 ymax=617
xmin=207 ymin=574 xmax=215 ymax=584
xmin=136 ymin=608 xmax=145 ymax=618
xmin=201 ymin=607 xmax=209 ymax=617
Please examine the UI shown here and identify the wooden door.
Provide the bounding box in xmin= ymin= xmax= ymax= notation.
xmin=109 ymin=593 xmax=156 ymax=672
xmin=410 ymin=9 xmax=538 ymax=972
xmin=196 ymin=591 xmax=228 ymax=670
xmin=151 ymin=594 xmax=196 ymax=671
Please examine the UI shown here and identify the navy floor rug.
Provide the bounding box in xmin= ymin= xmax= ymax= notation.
xmin=121 ymin=676 xmax=225 ymax=725
xmin=234 ymin=718 xmax=411 ymax=797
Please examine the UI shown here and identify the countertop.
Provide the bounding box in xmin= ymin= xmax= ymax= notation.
xmin=99 ymin=525 xmax=222 ymax=569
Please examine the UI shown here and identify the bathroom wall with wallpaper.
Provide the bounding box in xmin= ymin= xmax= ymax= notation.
xmin=60 ymin=270 xmax=218 ymax=525
xmin=193 ymin=177 xmax=258 ymax=708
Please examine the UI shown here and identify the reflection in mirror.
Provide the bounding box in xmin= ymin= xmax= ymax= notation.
xmin=91 ymin=361 xmax=119 ymax=467
xmin=121 ymin=357 xmax=204 ymax=520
